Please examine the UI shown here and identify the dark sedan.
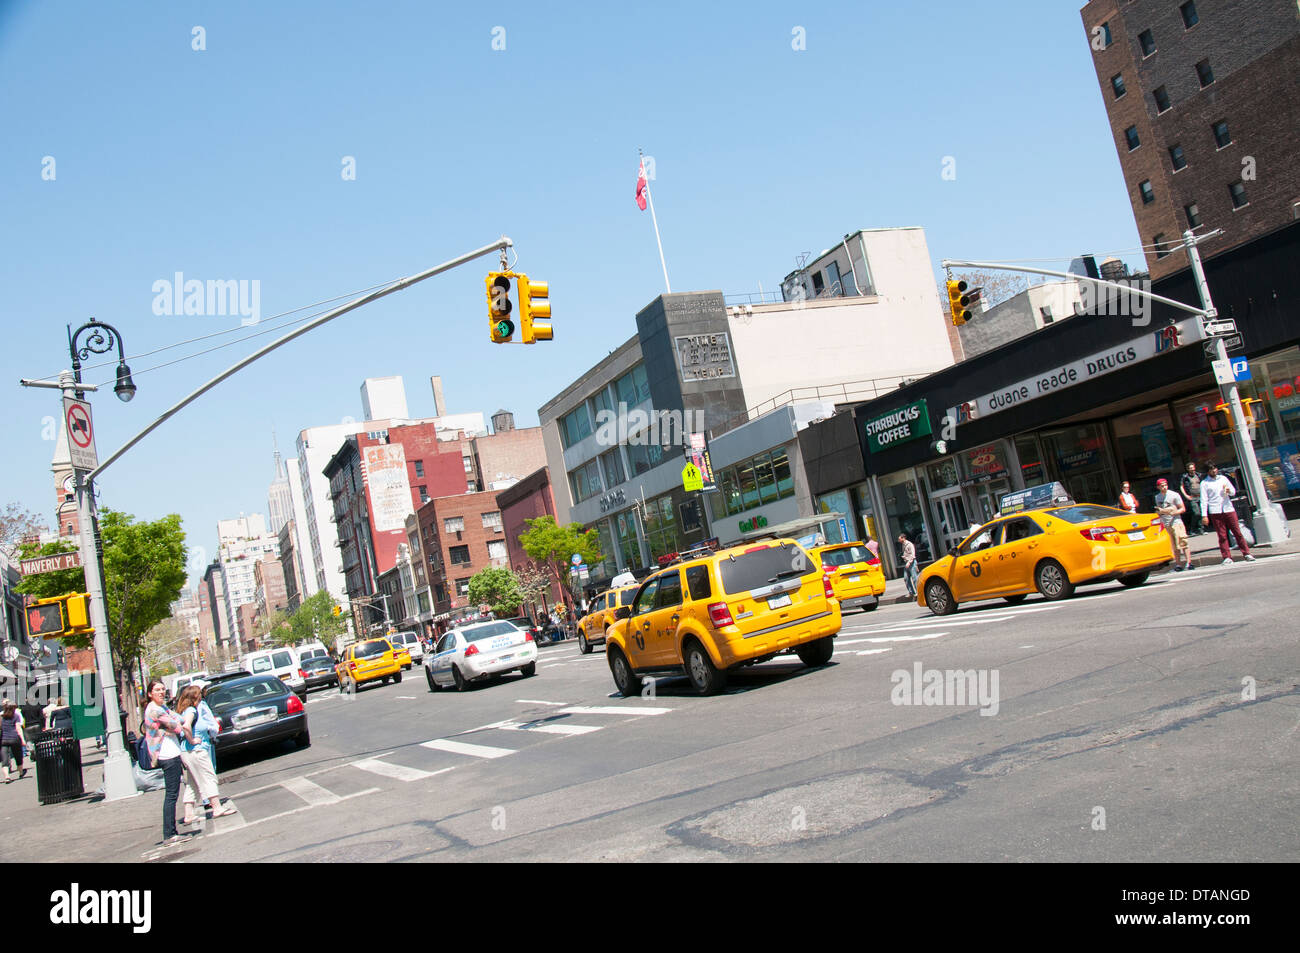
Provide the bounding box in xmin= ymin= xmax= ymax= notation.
xmin=300 ymin=654 xmax=338 ymax=692
xmin=207 ymin=674 xmax=309 ymax=767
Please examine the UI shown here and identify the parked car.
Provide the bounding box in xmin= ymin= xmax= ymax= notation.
xmin=336 ymin=638 xmax=403 ymax=693
xmin=424 ymin=620 xmax=537 ymax=692
xmin=241 ymin=647 xmax=306 ymax=696
xmin=300 ymin=654 xmax=339 ymax=693
xmin=206 ymin=674 xmax=309 ymax=767
xmin=197 ymin=670 xmax=252 ymax=689
xmin=387 ymin=631 xmax=423 ymax=667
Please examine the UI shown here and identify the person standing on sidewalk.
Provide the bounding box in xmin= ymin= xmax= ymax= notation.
xmin=175 ymin=685 xmax=234 ymax=826
xmin=898 ymin=534 xmax=919 ymax=599
xmin=1118 ymin=482 xmax=1139 ymax=514
xmin=144 ymin=679 xmax=201 ymax=846
xmin=1154 ymin=478 xmax=1194 ymax=572
xmin=1181 ymin=462 xmax=1204 ymax=535
xmin=0 ymin=701 xmax=27 ymax=783
xmin=1200 ymin=463 xmax=1255 ymax=565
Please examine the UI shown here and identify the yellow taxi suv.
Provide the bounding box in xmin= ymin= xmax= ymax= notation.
xmin=917 ymin=504 xmax=1173 ymax=616
xmin=576 ymin=584 xmax=639 ymax=655
xmin=810 ymin=542 xmax=886 ymax=613
xmin=604 ymin=538 xmax=842 ymax=697
xmin=336 ymin=637 xmax=403 ymax=693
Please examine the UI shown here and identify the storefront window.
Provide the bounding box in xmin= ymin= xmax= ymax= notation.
xmin=1111 ymin=407 xmax=1178 ymax=509
xmin=962 ymin=443 xmax=1010 ymax=484
xmin=616 ymin=511 xmax=642 ymax=570
xmin=880 ymin=469 xmax=932 ymax=566
xmin=595 ymin=519 xmax=618 ymax=577
xmin=1040 ymin=423 xmax=1116 ymax=507
xmin=642 ymin=493 xmax=682 ymax=562
xmin=737 ymin=461 xmax=759 ymax=509
xmin=926 ymin=458 xmax=959 ymax=491
xmin=1015 ymin=435 xmax=1048 ymax=486
xmin=772 ymin=448 xmax=794 ymax=496
xmin=754 ymin=452 xmax=779 ymax=503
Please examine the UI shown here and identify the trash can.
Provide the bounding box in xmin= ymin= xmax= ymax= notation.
xmin=33 ymin=728 xmax=84 ymax=805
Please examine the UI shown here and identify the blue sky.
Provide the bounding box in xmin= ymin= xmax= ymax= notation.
xmin=1 ymin=0 xmax=1145 ymax=584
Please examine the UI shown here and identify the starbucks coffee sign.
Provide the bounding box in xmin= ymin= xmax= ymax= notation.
xmin=863 ymin=399 xmax=932 ymax=453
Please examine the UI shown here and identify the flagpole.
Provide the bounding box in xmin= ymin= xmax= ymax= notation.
xmin=640 ymin=150 xmax=671 ymax=293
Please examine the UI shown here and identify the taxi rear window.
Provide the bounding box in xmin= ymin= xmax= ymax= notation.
xmin=355 ymin=640 xmax=391 ymax=659
xmin=719 ymin=543 xmax=817 ymax=595
xmin=821 ymin=545 xmax=872 ymax=566
xmin=1048 ymin=505 xmax=1129 ymax=524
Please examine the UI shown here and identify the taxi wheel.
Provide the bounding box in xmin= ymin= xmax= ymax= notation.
xmin=796 ymin=636 xmax=834 ymax=667
xmin=608 ymin=648 xmax=643 ymax=697
xmin=425 ymin=667 xmax=439 ymax=692
xmin=1118 ymin=571 xmax=1149 ymax=588
xmin=452 ymin=665 xmax=469 ymax=692
xmin=382 ymin=675 xmax=390 ymax=685
xmin=394 ymin=669 xmax=403 ymax=684
xmin=1035 ymin=560 xmax=1075 ymax=601
xmin=684 ymin=640 xmax=726 ymax=696
xmin=862 ymin=602 xmax=878 ymax=612
xmin=924 ymin=580 xmax=956 ymax=616
xmin=1003 ymin=594 xmax=1028 ymax=604
xmin=520 ymin=662 xmax=536 ymax=678
xmin=578 ymin=630 xmax=592 ymax=655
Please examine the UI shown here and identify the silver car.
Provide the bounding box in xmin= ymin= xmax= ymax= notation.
xmin=424 ymin=620 xmax=538 ymax=692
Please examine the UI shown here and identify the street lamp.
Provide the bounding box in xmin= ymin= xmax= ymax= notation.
xmin=68 ymin=319 xmax=136 ymax=403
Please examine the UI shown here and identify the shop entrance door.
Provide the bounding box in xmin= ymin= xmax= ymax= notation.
xmin=970 ymin=479 xmax=1011 ymax=524
xmin=931 ymin=489 xmax=970 ymax=554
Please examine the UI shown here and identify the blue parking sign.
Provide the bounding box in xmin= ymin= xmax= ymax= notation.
xmin=1231 ymin=358 xmax=1251 ymax=381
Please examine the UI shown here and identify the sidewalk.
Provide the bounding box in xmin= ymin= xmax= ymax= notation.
xmin=879 ymin=515 xmax=1300 ymax=605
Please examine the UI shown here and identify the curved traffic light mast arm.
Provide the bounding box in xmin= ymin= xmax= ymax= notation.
xmin=88 ymin=237 xmax=512 ymax=481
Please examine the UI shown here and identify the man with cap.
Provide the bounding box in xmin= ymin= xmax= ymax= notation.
xmin=1154 ymin=477 xmax=1192 ymax=572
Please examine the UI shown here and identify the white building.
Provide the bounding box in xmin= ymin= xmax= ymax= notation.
xmin=217 ymin=515 xmax=279 ymax=640
xmin=360 ymin=376 xmax=410 ymax=421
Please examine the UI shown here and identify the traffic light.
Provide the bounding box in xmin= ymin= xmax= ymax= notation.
xmin=518 ymin=275 xmax=552 ymax=344
xmin=65 ymin=593 xmax=91 ymax=632
xmin=332 ymin=604 xmax=342 ymax=617
xmin=26 ymin=600 xmax=64 ymax=638
xmin=486 ymin=272 xmax=515 ymax=343
xmin=947 ymin=279 xmax=981 ymax=326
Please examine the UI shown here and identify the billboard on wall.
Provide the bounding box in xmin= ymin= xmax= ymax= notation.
xmin=686 ymin=433 xmax=717 ymax=492
xmin=363 ymin=443 xmax=414 ymax=532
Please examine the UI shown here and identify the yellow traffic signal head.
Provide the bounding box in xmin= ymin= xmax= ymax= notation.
xmin=947 ymin=279 xmax=969 ymax=326
xmin=65 ymin=593 xmax=91 ymax=632
xmin=26 ymin=599 xmax=64 ymax=638
xmin=518 ymin=276 xmax=552 ymax=344
xmin=486 ymin=272 xmax=515 ymax=343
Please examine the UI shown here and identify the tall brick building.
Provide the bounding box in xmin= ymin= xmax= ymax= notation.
xmin=1081 ymin=0 xmax=1300 ymax=279
xmin=497 ymin=467 xmax=565 ymax=615
xmin=413 ymin=490 xmax=508 ymax=625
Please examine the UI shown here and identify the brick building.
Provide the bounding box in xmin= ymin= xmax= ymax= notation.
xmin=413 ymin=490 xmax=508 ymax=626
xmin=496 ymin=467 xmax=565 ymax=616
xmin=472 ymin=414 xmax=548 ymax=491
xmin=1081 ymin=0 xmax=1300 ymax=279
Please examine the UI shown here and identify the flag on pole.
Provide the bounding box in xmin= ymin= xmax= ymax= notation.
xmin=635 ymin=159 xmax=648 ymax=211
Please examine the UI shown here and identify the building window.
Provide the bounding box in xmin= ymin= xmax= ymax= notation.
xmin=1154 ymin=234 xmax=1170 ymax=259
xmin=590 ymin=386 xmax=614 ymax=421
xmin=625 ymin=438 xmax=665 ymax=476
xmin=811 ymin=270 xmax=825 ymax=296
xmin=1124 ymin=126 xmax=1140 ymax=151
xmin=568 ymin=459 xmax=603 ymax=503
xmin=558 ymin=406 xmax=593 ymax=449
xmin=1138 ymin=29 xmax=1156 ymax=56
xmin=1098 ymin=20 xmax=1112 ymax=47
xmin=613 ymin=365 xmax=651 ymax=408
xmin=481 ymin=511 xmax=502 ymax=531
xmin=1040 ymin=306 xmax=1054 ymax=324
xmin=1185 ymin=203 xmax=1202 ymax=228
xmin=1195 ymin=60 xmax=1214 ymax=88
xmin=1139 ymin=180 xmax=1155 ymax=204
xmin=1110 ymin=73 xmax=1126 ymax=99
xmin=1212 ymin=120 xmax=1231 ymax=148
xmin=449 ymin=545 xmax=471 ymax=565
xmin=712 ymin=446 xmax=796 ymax=518
xmin=1169 ymin=144 xmax=1187 ymax=171
xmin=1180 ymin=1 xmax=1199 ymax=29
xmin=455 ymin=577 xmax=470 ymax=597
xmin=444 ymin=516 xmax=464 ymax=534
xmin=418 ymin=485 xmax=429 ymax=503
xmin=600 ymin=449 xmax=626 ymax=488
xmin=1153 ymin=85 xmax=1171 ymax=113
xmin=413 ymin=460 xmax=424 ymax=478
xmin=1229 ymin=181 xmax=1248 ymax=209
xmin=487 ymin=540 xmax=507 ymax=561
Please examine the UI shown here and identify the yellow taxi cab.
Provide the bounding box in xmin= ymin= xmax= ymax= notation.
xmin=917 ymin=503 xmax=1173 ymax=616
xmin=576 ymin=584 xmax=640 ymax=655
xmin=336 ymin=637 xmax=403 ymax=693
xmin=604 ymin=538 xmax=842 ymax=696
xmin=809 ymin=541 xmax=886 ymax=613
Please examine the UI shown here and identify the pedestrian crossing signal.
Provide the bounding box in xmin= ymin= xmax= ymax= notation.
xmin=26 ymin=601 xmax=64 ymax=638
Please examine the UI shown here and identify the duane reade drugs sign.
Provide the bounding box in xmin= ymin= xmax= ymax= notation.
xmin=863 ymin=399 xmax=932 ymax=453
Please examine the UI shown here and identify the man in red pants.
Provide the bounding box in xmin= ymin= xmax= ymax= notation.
xmin=1199 ymin=463 xmax=1256 ymax=565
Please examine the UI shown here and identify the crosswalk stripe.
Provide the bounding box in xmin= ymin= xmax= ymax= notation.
xmin=516 ymin=699 xmax=568 ymax=706
xmin=353 ymin=758 xmax=451 ymax=781
xmin=558 ymin=705 xmax=672 ymax=716
xmin=496 ymin=720 xmax=603 ymax=736
xmin=856 ymin=648 xmax=893 ymax=656
xmin=421 ymin=738 xmax=516 ymax=759
xmin=281 ymin=775 xmax=342 ymax=806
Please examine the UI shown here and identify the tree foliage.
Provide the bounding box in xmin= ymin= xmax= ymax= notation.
xmin=518 ymin=516 xmax=602 ymax=608
xmin=467 ymin=566 xmax=523 ymax=617
xmin=287 ymin=590 xmax=350 ymax=646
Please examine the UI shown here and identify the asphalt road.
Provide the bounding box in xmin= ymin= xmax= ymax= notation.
xmin=164 ymin=556 xmax=1300 ymax=862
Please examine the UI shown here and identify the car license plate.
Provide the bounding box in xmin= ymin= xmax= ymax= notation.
xmin=1127 ymin=531 xmax=1146 ymax=541
xmin=236 ymin=710 xmax=276 ymax=728
xmin=846 ymin=575 xmax=860 ymax=582
xmin=498 ymin=653 xmax=512 ymax=662
xmin=768 ymin=594 xmax=792 ymax=609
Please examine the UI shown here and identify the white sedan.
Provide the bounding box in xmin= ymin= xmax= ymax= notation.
xmin=424 ymin=620 xmax=538 ymax=692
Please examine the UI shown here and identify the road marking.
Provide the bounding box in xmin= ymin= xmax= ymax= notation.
xmin=353 ymin=759 xmax=449 ymax=781
xmin=421 ymin=738 xmax=516 ymax=759
xmin=860 ymin=632 xmax=948 ymax=643
xmin=516 ymin=699 xmax=568 ymax=706
xmin=281 ymin=775 xmax=342 ymax=807
xmin=204 ymin=788 xmax=378 ymax=838
xmin=558 ymin=705 xmax=672 ymax=716
xmin=395 ymin=695 xmax=416 ymax=699
xmin=496 ymin=720 xmax=603 ymax=736
xmin=856 ymin=648 xmax=893 ymax=656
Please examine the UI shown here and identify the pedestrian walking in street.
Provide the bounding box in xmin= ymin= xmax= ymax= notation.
xmin=898 ymin=533 xmax=919 ymax=599
xmin=1200 ymin=463 xmax=1255 ymax=565
xmin=143 ymin=679 xmax=202 ymax=846
xmin=175 ymin=685 xmax=233 ymax=826
xmin=1118 ymin=482 xmax=1139 ymax=514
xmin=1154 ymin=478 xmax=1193 ymax=572
xmin=1181 ymin=462 xmax=1204 ymax=534
xmin=0 ymin=701 xmax=27 ymax=783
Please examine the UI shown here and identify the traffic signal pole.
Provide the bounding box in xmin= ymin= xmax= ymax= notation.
xmin=944 ymin=238 xmax=1287 ymax=545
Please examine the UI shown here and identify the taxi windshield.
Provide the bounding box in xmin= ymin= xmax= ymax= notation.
xmin=1049 ymin=505 xmax=1130 ymax=524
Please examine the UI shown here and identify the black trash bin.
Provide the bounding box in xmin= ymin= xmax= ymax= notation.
xmin=33 ymin=728 xmax=84 ymax=805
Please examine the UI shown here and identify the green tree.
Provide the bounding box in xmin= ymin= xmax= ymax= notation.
xmin=467 ymin=566 xmax=523 ymax=617
xmin=518 ymin=516 xmax=602 ymax=611
xmin=17 ymin=509 xmax=188 ymax=728
xmin=258 ymin=609 xmax=293 ymax=647
xmin=287 ymin=590 xmax=350 ymax=647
